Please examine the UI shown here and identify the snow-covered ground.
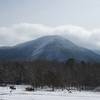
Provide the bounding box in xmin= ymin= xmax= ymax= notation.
xmin=0 ymin=85 xmax=100 ymax=100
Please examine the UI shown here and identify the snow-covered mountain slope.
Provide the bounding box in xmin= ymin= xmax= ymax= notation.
xmin=0 ymin=35 xmax=100 ymax=62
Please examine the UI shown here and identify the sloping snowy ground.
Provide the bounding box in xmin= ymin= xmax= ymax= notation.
xmin=0 ymin=85 xmax=100 ymax=100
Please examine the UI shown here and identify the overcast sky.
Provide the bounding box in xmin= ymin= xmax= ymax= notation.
xmin=0 ymin=0 xmax=100 ymax=50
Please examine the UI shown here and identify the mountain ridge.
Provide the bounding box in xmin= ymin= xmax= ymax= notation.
xmin=0 ymin=35 xmax=100 ymax=62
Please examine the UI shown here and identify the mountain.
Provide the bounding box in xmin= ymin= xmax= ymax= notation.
xmin=93 ymin=50 xmax=100 ymax=55
xmin=0 ymin=35 xmax=100 ymax=62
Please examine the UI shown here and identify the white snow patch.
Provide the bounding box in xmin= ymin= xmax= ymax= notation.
xmin=0 ymin=85 xmax=100 ymax=100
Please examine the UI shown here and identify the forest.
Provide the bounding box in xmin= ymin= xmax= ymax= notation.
xmin=0 ymin=58 xmax=100 ymax=90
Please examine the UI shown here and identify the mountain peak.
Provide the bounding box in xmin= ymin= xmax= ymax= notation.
xmin=16 ymin=35 xmax=75 ymax=48
xmin=34 ymin=35 xmax=64 ymax=42
xmin=36 ymin=35 xmax=68 ymax=42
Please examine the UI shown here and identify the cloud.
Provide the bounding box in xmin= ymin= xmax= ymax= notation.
xmin=0 ymin=23 xmax=100 ymax=50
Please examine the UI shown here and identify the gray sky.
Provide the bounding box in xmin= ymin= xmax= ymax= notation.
xmin=0 ymin=0 xmax=100 ymax=28
xmin=0 ymin=0 xmax=100 ymax=50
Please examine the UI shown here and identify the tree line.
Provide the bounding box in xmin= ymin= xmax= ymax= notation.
xmin=0 ymin=58 xmax=100 ymax=90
